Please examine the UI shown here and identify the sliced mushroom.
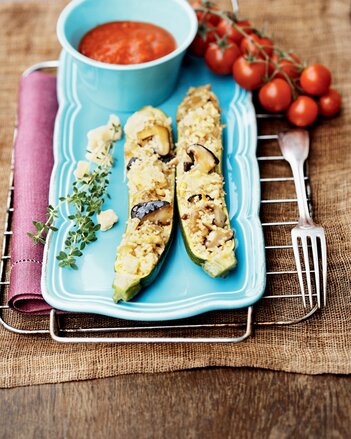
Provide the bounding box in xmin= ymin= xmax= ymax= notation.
xmin=202 ymin=203 xmax=227 ymax=228
xmin=165 ymin=156 xmax=179 ymax=168
xmin=187 ymin=194 xmax=203 ymax=203
xmin=186 ymin=94 xmax=203 ymax=107
xmin=137 ymin=125 xmax=171 ymax=156
xmin=160 ymin=154 xmax=175 ymax=163
xmin=213 ymin=206 xmax=227 ymax=228
xmin=184 ymin=144 xmax=219 ymax=173
xmin=187 ymin=194 xmax=214 ymax=203
xmin=131 ymin=200 xmax=172 ymax=225
xmin=183 ymin=158 xmax=193 ymax=172
xmin=205 ymin=229 xmax=234 ymax=249
xmin=126 ymin=157 xmax=140 ymax=171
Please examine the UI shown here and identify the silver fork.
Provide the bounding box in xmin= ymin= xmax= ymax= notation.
xmin=278 ymin=129 xmax=327 ymax=308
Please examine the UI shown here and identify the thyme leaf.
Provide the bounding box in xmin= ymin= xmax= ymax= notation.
xmin=28 ymin=121 xmax=121 ymax=269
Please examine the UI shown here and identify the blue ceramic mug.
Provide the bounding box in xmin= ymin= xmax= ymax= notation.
xmin=57 ymin=0 xmax=198 ymax=111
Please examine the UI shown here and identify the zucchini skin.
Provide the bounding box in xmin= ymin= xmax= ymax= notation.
xmin=178 ymin=202 xmax=236 ymax=278
xmin=113 ymin=107 xmax=175 ymax=302
xmin=112 ymin=224 xmax=174 ymax=302
xmin=176 ymin=85 xmax=236 ymax=278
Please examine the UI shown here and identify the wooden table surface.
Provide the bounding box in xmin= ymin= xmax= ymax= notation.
xmin=1 ymin=368 xmax=351 ymax=438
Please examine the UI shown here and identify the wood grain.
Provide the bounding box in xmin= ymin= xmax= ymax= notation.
xmin=1 ymin=368 xmax=351 ymax=439
xmin=0 ymin=1 xmax=351 ymax=437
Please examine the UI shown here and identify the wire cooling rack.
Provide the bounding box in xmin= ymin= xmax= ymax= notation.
xmin=0 ymin=61 xmax=323 ymax=343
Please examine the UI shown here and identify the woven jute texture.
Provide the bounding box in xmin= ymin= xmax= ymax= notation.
xmin=0 ymin=0 xmax=351 ymax=388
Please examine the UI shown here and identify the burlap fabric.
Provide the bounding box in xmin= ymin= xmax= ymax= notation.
xmin=0 ymin=0 xmax=350 ymax=388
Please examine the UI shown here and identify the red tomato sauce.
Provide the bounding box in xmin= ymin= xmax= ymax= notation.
xmin=79 ymin=21 xmax=177 ymax=65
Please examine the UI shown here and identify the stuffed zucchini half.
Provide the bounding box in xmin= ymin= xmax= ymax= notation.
xmin=176 ymin=85 xmax=236 ymax=277
xmin=113 ymin=107 xmax=175 ymax=302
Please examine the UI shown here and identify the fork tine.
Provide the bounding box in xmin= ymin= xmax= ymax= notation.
xmin=311 ymin=236 xmax=321 ymax=308
xmin=319 ymin=233 xmax=327 ymax=306
xmin=292 ymin=234 xmax=306 ymax=308
xmin=301 ymin=235 xmax=313 ymax=308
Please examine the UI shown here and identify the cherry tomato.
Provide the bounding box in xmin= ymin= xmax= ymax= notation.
xmin=287 ymin=96 xmax=319 ymax=127
xmin=240 ymin=34 xmax=273 ymax=58
xmin=270 ymin=53 xmax=301 ymax=79
xmin=318 ymin=88 xmax=342 ymax=117
xmin=259 ymin=36 xmax=274 ymax=57
xmin=259 ymin=79 xmax=292 ymax=112
xmin=189 ymin=23 xmax=216 ymax=57
xmin=191 ymin=1 xmax=220 ymax=26
xmin=240 ymin=34 xmax=261 ymax=57
xmin=205 ymin=39 xmax=241 ymax=75
xmin=232 ymin=56 xmax=266 ymax=90
xmin=300 ymin=64 xmax=332 ymax=96
xmin=216 ymin=19 xmax=252 ymax=45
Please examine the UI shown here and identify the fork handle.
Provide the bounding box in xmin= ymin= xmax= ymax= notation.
xmin=290 ymin=159 xmax=312 ymax=225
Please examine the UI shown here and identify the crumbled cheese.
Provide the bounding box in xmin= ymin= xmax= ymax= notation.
xmin=97 ymin=209 xmax=118 ymax=232
xmin=128 ymin=154 xmax=168 ymax=196
xmin=74 ymin=161 xmax=90 ymax=181
xmin=108 ymin=114 xmax=123 ymax=141
xmin=124 ymin=106 xmax=172 ymax=139
xmin=124 ymin=110 xmax=150 ymax=138
xmin=86 ymin=114 xmax=122 ymax=166
xmin=119 ymin=254 xmax=139 ymax=274
xmin=115 ymin=219 xmax=171 ymax=277
xmin=181 ymin=169 xmax=223 ymax=197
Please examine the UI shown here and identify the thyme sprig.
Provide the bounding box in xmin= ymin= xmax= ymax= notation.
xmin=28 ymin=122 xmax=120 ymax=269
xmin=28 ymin=205 xmax=59 ymax=245
xmin=56 ymin=165 xmax=112 ymax=269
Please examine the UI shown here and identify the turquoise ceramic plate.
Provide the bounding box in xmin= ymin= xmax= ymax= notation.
xmin=41 ymin=51 xmax=266 ymax=321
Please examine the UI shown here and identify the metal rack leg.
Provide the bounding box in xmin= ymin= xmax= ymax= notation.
xmin=49 ymin=307 xmax=254 ymax=343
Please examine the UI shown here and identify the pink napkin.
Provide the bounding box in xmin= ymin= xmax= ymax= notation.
xmin=8 ymin=71 xmax=57 ymax=314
